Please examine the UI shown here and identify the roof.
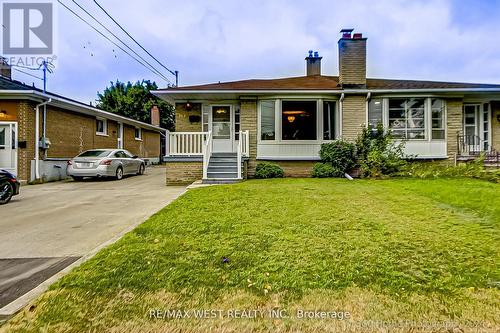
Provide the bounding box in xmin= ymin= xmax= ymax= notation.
xmin=159 ymin=75 xmax=500 ymax=91
xmin=0 ymin=76 xmax=165 ymax=132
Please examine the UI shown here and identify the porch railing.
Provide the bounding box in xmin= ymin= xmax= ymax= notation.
xmin=240 ymin=130 xmax=250 ymax=157
xmin=167 ymin=132 xmax=208 ymax=156
xmin=202 ymin=131 xmax=213 ymax=179
xmin=457 ymin=133 xmax=488 ymax=156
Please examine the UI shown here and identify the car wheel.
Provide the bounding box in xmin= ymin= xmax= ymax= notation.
xmin=0 ymin=181 xmax=14 ymax=205
xmin=71 ymin=176 xmax=83 ymax=181
xmin=137 ymin=163 xmax=145 ymax=175
xmin=115 ymin=167 xmax=124 ymax=180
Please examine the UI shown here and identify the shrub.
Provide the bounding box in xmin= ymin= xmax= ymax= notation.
xmin=319 ymin=140 xmax=356 ymax=174
xmin=255 ymin=162 xmax=284 ymax=179
xmin=311 ymin=163 xmax=343 ymax=178
xmin=355 ymin=123 xmax=407 ymax=178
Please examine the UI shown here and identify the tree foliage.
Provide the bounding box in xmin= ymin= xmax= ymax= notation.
xmin=96 ymin=80 xmax=174 ymax=130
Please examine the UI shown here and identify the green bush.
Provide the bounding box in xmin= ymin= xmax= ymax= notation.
xmin=255 ymin=162 xmax=284 ymax=179
xmin=319 ymin=140 xmax=356 ymax=174
xmin=311 ymin=163 xmax=343 ymax=178
xmin=355 ymin=123 xmax=407 ymax=178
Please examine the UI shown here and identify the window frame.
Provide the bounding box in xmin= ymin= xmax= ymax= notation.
xmin=95 ymin=117 xmax=108 ymax=136
xmin=134 ymin=127 xmax=142 ymax=141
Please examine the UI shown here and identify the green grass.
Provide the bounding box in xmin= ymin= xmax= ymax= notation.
xmin=5 ymin=178 xmax=500 ymax=332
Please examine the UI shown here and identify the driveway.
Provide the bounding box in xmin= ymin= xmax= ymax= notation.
xmin=0 ymin=166 xmax=186 ymax=312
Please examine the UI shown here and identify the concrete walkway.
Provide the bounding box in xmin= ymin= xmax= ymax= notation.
xmin=0 ymin=166 xmax=186 ymax=316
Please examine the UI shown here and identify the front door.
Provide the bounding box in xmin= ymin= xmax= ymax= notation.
xmin=211 ymin=105 xmax=233 ymax=152
xmin=0 ymin=122 xmax=17 ymax=175
xmin=463 ymin=104 xmax=481 ymax=152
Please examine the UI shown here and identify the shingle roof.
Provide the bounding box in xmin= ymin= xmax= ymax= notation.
xmin=160 ymin=75 xmax=500 ymax=91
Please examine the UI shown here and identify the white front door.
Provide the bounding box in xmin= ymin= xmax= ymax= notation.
xmin=0 ymin=122 xmax=17 ymax=175
xmin=211 ymin=105 xmax=233 ymax=152
xmin=117 ymin=123 xmax=124 ymax=149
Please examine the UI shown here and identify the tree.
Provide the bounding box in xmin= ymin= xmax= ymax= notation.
xmin=96 ymin=80 xmax=174 ymax=130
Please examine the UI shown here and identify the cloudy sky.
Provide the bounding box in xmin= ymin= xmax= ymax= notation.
xmin=10 ymin=0 xmax=500 ymax=104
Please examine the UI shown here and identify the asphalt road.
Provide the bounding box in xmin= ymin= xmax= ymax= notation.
xmin=0 ymin=166 xmax=186 ymax=311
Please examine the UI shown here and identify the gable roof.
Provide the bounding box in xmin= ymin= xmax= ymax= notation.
xmin=159 ymin=75 xmax=500 ymax=91
xmin=0 ymin=76 xmax=165 ymax=132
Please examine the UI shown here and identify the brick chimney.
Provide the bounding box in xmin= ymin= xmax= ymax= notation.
xmin=305 ymin=50 xmax=322 ymax=76
xmin=0 ymin=58 xmax=11 ymax=79
xmin=338 ymin=29 xmax=367 ymax=88
xmin=151 ymin=105 xmax=160 ymax=126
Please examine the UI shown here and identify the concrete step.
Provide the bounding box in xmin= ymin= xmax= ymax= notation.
xmin=209 ymin=161 xmax=238 ymax=167
xmin=208 ymin=166 xmax=238 ymax=173
xmin=207 ymin=172 xmax=239 ymax=179
xmin=211 ymin=152 xmax=237 ymax=157
xmin=202 ymin=179 xmax=242 ymax=184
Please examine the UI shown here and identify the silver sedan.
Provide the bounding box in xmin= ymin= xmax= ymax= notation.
xmin=67 ymin=149 xmax=146 ymax=181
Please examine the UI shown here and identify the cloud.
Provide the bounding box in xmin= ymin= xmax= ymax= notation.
xmin=11 ymin=0 xmax=500 ymax=103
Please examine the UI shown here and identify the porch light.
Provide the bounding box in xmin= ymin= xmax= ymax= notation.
xmin=0 ymin=110 xmax=6 ymax=118
xmin=287 ymin=116 xmax=296 ymax=123
xmin=185 ymin=102 xmax=193 ymax=111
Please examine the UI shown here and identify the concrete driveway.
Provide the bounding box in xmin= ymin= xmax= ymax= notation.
xmin=0 ymin=166 xmax=186 ymax=313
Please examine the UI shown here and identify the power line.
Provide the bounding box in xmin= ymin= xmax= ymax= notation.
xmin=71 ymin=0 xmax=170 ymax=84
xmin=57 ymin=0 xmax=171 ymax=82
xmin=93 ymin=0 xmax=178 ymax=82
xmin=13 ymin=67 xmax=44 ymax=80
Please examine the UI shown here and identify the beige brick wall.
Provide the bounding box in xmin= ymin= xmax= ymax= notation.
xmin=338 ymin=38 xmax=367 ymax=86
xmin=258 ymin=160 xmax=316 ymax=178
xmin=445 ymin=98 xmax=463 ymax=157
xmin=240 ymin=99 xmax=258 ymax=177
xmin=165 ymin=161 xmax=202 ymax=185
xmin=17 ymin=101 xmax=36 ymax=182
xmin=175 ymin=102 xmax=202 ymax=132
xmin=341 ymin=95 xmax=366 ymax=141
xmin=123 ymin=125 xmax=160 ymax=158
xmin=491 ymin=102 xmax=500 ymax=152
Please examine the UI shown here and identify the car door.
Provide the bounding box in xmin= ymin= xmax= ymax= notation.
xmin=123 ymin=150 xmax=138 ymax=174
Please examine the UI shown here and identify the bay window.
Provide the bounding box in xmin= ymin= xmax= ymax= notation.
xmin=282 ymin=101 xmax=317 ymax=140
xmin=323 ymin=101 xmax=336 ymax=140
xmin=389 ymin=98 xmax=426 ymax=140
xmin=431 ymin=99 xmax=445 ymax=139
xmin=368 ymin=99 xmax=383 ymax=129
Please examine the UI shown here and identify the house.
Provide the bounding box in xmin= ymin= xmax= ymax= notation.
xmin=154 ymin=29 xmax=500 ymax=185
xmin=0 ymin=64 xmax=165 ymax=183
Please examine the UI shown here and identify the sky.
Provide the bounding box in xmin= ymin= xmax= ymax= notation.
xmin=9 ymin=0 xmax=500 ymax=105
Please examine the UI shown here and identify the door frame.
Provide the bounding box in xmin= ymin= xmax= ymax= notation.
xmin=117 ymin=122 xmax=124 ymax=149
xmin=209 ymin=104 xmax=235 ymax=152
xmin=0 ymin=121 xmax=18 ymax=176
xmin=463 ymin=103 xmax=489 ymax=152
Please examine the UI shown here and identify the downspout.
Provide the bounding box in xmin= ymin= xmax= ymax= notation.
xmin=34 ymin=98 xmax=51 ymax=180
xmin=366 ymin=92 xmax=371 ymax=127
xmin=339 ymin=93 xmax=345 ymax=138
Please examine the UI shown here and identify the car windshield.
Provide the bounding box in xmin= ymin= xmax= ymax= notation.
xmin=77 ymin=150 xmax=111 ymax=157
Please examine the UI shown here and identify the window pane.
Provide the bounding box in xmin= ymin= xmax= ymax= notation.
xmin=212 ymin=123 xmax=230 ymax=139
xmin=389 ymin=99 xmax=406 ymax=109
xmin=212 ymin=106 xmax=231 ymax=139
xmin=0 ymin=127 xmax=5 ymax=146
xmin=368 ymin=99 xmax=382 ymax=129
xmin=282 ymin=101 xmax=317 ymax=140
xmin=388 ymin=98 xmax=426 ymax=140
xmin=323 ymin=101 xmax=336 ymax=140
xmin=260 ymin=101 xmax=275 ymax=140
xmin=432 ymin=130 xmax=445 ymax=140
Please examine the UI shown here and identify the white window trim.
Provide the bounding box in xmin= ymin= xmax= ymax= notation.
xmin=96 ymin=117 xmax=108 ymax=136
xmin=134 ymin=127 xmax=142 ymax=141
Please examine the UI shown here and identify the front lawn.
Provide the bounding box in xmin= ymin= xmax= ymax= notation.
xmin=5 ymin=178 xmax=500 ymax=332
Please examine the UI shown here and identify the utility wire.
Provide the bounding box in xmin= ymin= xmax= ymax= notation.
xmin=71 ymin=0 xmax=170 ymax=84
xmin=93 ymin=0 xmax=177 ymax=77
xmin=13 ymin=67 xmax=44 ymax=80
xmin=57 ymin=0 xmax=171 ymax=82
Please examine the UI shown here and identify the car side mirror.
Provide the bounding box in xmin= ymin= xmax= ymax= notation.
xmin=133 ymin=155 xmax=138 ymax=159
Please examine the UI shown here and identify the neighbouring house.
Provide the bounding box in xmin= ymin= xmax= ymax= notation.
xmin=0 ymin=63 xmax=165 ymax=183
xmin=154 ymin=29 xmax=500 ymax=185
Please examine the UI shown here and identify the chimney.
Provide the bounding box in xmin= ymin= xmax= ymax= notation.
xmin=305 ymin=50 xmax=322 ymax=76
xmin=0 ymin=58 xmax=11 ymax=79
xmin=338 ymin=29 xmax=367 ymax=88
xmin=151 ymin=105 xmax=160 ymax=126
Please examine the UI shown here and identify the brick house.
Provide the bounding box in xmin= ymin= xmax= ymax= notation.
xmin=154 ymin=29 xmax=500 ymax=185
xmin=0 ymin=70 xmax=165 ymax=183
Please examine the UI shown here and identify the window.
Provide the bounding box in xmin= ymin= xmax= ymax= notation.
xmin=431 ymin=99 xmax=445 ymax=140
xmin=235 ymin=106 xmax=240 ymax=140
xmin=134 ymin=127 xmax=142 ymax=140
xmin=323 ymin=101 xmax=336 ymax=140
xmin=388 ymin=98 xmax=425 ymax=140
xmin=212 ymin=106 xmax=231 ymax=139
xmin=96 ymin=118 xmax=107 ymax=135
xmin=77 ymin=150 xmax=111 ymax=157
xmin=202 ymin=106 xmax=209 ymax=132
xmin=114 ymin=151 xmax=127 ymax=158
xmin=368 ymin=99 xmax=383 ymax=129
xmin=260 ymin=100 xmax=275 ymax=140
xmin=282 ymin=100 xmax=317 ymax=140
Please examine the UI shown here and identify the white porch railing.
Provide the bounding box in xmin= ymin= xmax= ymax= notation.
xmin=202 ymin=131 xmax=213 ymax=179
xmin=240 ymin=130 xmax=250 ymax=158
xmin=167 ymin=132 xmax=208 ymax=156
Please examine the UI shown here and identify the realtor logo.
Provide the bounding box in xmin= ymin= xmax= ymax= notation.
xmin=2 ymin=1 xmax=53 ymax=54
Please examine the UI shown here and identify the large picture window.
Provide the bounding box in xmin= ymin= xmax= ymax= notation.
xmin=260 ymin=100 xmax=275 ymax=140
xmin=431 ymin=99 xmax=445 ymax=140
xmin=388 ymin=98 xmax=425 ymax=140
xmin=282 ymin=100 xmax=317 ymax=140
